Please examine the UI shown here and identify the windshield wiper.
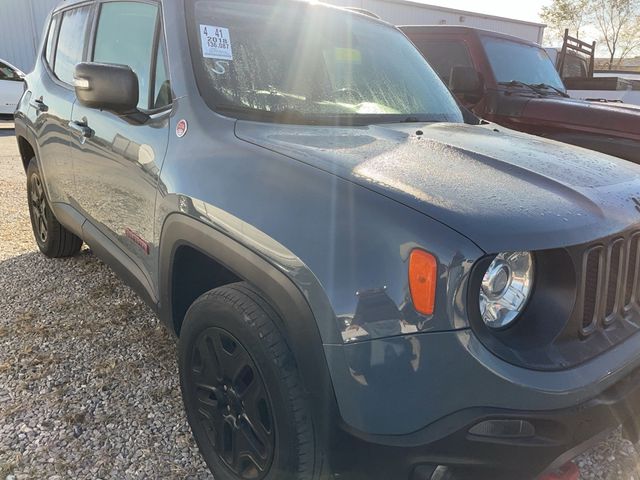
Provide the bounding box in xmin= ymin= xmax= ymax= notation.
xmin=398 ymin=116 xmax=421 ymax=123
xmin=498 ymin=80 xmax=569 ymax=98
xmin=498 ymin=80 xmax=545 ymax=95
xmin=215 ymin=105 xmax=453 ymax=126
xmin=530 ymin=83 xmax=570 ymax=98
xmin=379 ymin=114 xmax=454 ymax=124
xmin=216 ymin=104 xmax=374 ymax=126
xmin=216 ymin=104 xmax=319 ymax=124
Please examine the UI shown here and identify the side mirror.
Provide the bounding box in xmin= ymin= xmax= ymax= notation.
xmin=74 ymin=62 xmax=139 ymax=113
xmin=449 ymin=66 xmax=483 ymax=97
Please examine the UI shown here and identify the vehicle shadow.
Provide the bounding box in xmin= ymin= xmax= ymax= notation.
xmin=0 ymin=127 xmax=15 ymax=138
xmin=0 ymin=249 xmax=212 ymax=479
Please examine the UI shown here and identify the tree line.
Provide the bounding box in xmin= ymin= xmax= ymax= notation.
xmin=541 ymin=0 xmax=640 ymax=69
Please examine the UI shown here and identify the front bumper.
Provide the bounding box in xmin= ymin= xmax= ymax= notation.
xmin=330 ymin=363 xmax=640 ymax=479
xmin=323 ymin=328 xmax=640 ymax=479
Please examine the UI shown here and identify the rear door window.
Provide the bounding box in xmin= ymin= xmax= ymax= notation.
xmin=414 ymin=40 xmax=474 ymax=85
xmin=92 ymin=2 xmax=159 ymax=110
xmin=54 ymin=6 xmax=92 ymax=85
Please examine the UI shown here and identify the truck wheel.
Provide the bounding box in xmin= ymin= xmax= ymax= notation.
xmin=26 ymin=160 xmax=82 ymax=258
xmin=179 ymin=283 xmax=319 ymax=480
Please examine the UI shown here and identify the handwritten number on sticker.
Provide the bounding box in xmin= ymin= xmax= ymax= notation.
xmin=200 ymin=25 xmax=233 ymax=60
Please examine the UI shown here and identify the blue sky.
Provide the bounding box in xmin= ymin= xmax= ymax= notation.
xmin=415 ymin=0 xmax=552 ymax=23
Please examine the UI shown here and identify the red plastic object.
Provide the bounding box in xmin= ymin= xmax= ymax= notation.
xmin=539 ymin=462 xmax=580 ymax=480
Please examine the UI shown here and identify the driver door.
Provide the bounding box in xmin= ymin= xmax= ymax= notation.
xmin=69 ymin=0 xmax=171 ymax=290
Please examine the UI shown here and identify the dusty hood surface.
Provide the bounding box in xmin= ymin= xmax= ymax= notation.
xmin=236 ymin=121 xmax=640 ymax=252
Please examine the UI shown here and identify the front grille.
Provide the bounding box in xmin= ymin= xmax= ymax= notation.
xmin=579 ymin=232 xmax=640 ymax=336
xmin=625 ymin=235 xmax=640 ymax=306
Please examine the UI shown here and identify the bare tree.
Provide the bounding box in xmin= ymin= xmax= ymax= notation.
xmin=592 ymin=0 xmax=640 ymax=69
xmin=541 ymin=0 xmax=591 ymax=43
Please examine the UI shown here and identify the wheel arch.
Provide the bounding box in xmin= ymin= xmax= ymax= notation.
xmin=158 ymin=212 xmax=339 ymax=450
xmin=16 ymin=135 xmax=36 ymax=172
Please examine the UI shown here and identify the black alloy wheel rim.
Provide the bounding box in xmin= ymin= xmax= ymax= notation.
xmin=30 ymin=173 xmax=48 ymax=244
xmin=190 ymin=327 xmax=275 ymax=479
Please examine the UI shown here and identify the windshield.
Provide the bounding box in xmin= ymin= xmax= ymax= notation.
xmin=187 ymin=0 xmax=464 ymax=125
xmin=482 ymin=36 xmax=566 ymax=92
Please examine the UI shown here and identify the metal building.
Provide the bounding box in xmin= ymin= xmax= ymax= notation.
xmin=0 ymin=0 xmax=59 ymax=72
xmin=325 ymin=0 xmax=545 ymax=43
xmin=0 ymin=0 xmax=545 ymax=73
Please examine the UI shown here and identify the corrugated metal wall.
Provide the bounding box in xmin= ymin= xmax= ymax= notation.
xmin=325 ymin=0 xmax=545 ymax=43
xmin=0 ymin=0 xmax=60 ymax=72
xmin=0 ymin=0 xmax=545 ymax=73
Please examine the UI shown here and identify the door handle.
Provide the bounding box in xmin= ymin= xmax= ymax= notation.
xmin=68 ymin=120 xmax=94 ymax=139
xmin=30 ymin=97 xmax=48 ymax=112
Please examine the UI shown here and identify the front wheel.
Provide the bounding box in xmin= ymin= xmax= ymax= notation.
xmin=179 ymin=282 xmax=322 ymax=480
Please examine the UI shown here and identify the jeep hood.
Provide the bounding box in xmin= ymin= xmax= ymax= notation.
xmin=236 ymin=121 xmax=640 ymax=252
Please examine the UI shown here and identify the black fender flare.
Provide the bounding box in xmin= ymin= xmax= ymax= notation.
xmin=158 ymin=212 xmax=338 ymax=449
xmin=14 ymin=110 xmax=40 ymax=171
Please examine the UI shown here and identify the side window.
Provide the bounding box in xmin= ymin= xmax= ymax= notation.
xmin=44 ymin=14 xmax=60 ymax=68
xmin=152 ymin=40 xmax=172 ymax=109
xmin=93 ymin=2 xmax=159 ymax=110
xmin=54 ymin=7 xmax=91 ymax=85
xmin=415 ymin=40 xmax=474 ymax=86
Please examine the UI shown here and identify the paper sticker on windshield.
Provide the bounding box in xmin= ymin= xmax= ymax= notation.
xmin=200 ymin=25 xmax=233 ymax=60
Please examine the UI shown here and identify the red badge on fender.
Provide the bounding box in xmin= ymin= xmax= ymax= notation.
xmin=176 ymin=119 xmax=188 ymax=138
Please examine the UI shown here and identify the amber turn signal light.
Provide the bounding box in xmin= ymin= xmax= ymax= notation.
xmin=409 ymin=249 xmax=437 ymax=315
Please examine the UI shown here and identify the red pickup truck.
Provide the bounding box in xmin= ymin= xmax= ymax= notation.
xmin=401 ymin=25 xmax=640 ymax=164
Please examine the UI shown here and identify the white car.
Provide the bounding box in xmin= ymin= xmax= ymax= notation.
xmin=0 ymin=59 xmax=25 ymax=116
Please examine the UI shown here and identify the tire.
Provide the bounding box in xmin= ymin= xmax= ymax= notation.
xmin=26 ymin=159 xmax=82 ymax=258
xmin=179 ymin=282 xmax=322 ymax=480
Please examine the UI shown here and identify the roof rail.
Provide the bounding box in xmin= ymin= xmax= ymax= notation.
xmin=343 ymin=7 xmax=380 ymax=19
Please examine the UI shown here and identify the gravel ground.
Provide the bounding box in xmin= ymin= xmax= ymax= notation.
xmin=0 ymin=121 xmax=212 ymax=479
xmin=0 ymin=119 xmax=639 ymax=479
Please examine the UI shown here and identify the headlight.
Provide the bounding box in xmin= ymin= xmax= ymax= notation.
xmin=479 ymin=252 xmax=534 ymax=329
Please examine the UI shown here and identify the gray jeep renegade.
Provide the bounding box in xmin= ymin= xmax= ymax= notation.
xmin=13 ymin=1 xmax=640 ymax=479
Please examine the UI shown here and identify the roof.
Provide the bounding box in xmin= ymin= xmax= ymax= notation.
xmin=400 ymin=25 xmax=542 ymax=47
xmin=53 ymin=0 xmax=92 ymax=13
xmin=52 ymin=0 xmax=388 ymax=25
xmin=54 ymin=0 xmax=546 ymax=29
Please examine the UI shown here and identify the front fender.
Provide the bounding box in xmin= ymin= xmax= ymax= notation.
xmin=159 ymin=133 xmax=484 ymax=344
xmin=156 ymin=103 xmax=484 ymax=435
xmin=157 ymin=208 xmax=339 ymax=446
